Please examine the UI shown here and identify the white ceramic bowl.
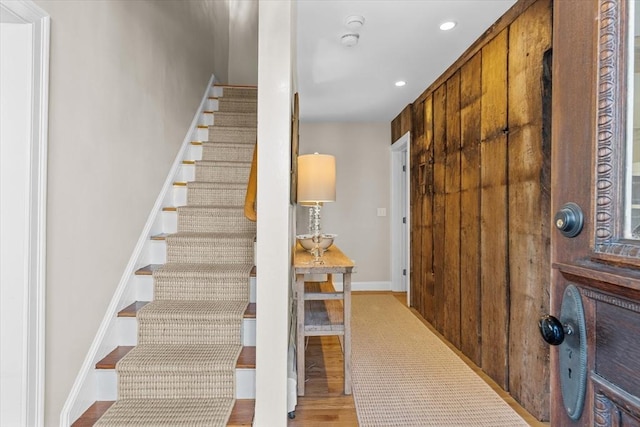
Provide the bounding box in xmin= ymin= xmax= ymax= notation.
xmin=296 ymin=234 xmax=337 ymax=252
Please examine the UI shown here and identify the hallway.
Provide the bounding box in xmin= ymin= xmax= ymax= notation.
xmin=290 ymin=292 xmax=547 ymax=426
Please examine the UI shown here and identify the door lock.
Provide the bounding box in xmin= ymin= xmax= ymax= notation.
xmin=539 ymin=284 xmax=587 ymax=421
xmin=554 ymin=202 xmax=584 ymax=238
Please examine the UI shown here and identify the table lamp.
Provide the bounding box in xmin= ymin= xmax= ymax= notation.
xmin=297 ymin=153 xmax=336 ymax=262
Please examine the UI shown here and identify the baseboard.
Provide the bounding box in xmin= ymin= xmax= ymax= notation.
xmin=332 ymin=281 xmax=392 ymax=292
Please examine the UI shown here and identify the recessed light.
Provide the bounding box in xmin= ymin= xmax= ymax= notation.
xmin=439 ymin=21 xmax=456 ymax=31
xmin=395 ymin=81 xmax=406 ymax=87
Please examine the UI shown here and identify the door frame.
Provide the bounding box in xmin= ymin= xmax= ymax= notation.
xmin=391 ymin=131 xmax=410 ymax=304
xmin=0 ymin=1 xmax=49 ymax=425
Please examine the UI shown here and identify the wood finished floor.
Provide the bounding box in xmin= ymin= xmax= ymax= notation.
xmin=289 ymin=291 xmax=548 ymax=426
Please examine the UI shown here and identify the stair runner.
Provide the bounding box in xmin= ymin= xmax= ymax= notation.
xmin=95 ymin=86 xmax=257 ymax=426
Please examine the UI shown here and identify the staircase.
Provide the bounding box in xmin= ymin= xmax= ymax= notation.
xmin=72 ymin=84 xmax=258 ymax=426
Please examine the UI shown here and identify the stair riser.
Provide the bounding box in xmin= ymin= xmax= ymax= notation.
xmin=118 ymin=317 xmax=256 ymax=347
xmin=137 ymin=320 xmax=243 ymax=345
xmin=187 ymin=143 xmax=203 ymax=160
xmin=180 ymin=163 xmax=195 ymax=182
xmin=136 ymin=275 xmax=256 ymax=304
xmin=201 ymin=145 xmax=254 ymax=162
xmin=195 ymin=164 xmax=251 ymax=184
xmin=154 ymin=275 xmax=249 ymax=300
xmin=209 ymin=127 xmax=256 ymax=144
xmin=96 ymin=367 xmax=256 ymax=400
xmin=218 ymin=99 xmax=257 ymax=113
xmin=118 ymin=372 xmax=235 ymax=399
xmin=206 ymin=97 xmax=219 ymax=112
xmin=165 ymin=239 xmax=253 ymax=264
xmin=213 ymin=113 xmax=257 ymax=128
xmin=177 ymin=213 xmax=256 ymax=234
xmin=185 ymin=186 xmax=245 ymax=206
xmin=200 ymin=112 xmax=214 ymax=126
xmin=195 ymin=126 xmax=209 ymax=141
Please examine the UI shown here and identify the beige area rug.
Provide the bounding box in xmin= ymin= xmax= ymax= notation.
xmin=351 ymin=294 xmax=529 ymax=427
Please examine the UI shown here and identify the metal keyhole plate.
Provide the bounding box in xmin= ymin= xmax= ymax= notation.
xmin=558 ymin=284 xmax=587 ymax=421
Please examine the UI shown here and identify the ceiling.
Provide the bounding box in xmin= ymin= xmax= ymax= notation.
xmin=297 ymin=0 xmax=517 ymax=123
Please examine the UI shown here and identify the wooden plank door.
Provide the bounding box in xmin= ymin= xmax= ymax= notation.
xmin=551 ymin=0 xmax=640 ymax=425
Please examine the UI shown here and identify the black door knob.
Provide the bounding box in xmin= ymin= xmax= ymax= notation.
xmin=554 ymin=202 xmax=584 ymax=238
xmin=539 ymin=315 xmax=565 ymax=345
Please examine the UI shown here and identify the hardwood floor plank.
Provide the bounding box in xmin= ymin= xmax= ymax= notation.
xmin=71 ymin=401 xmax=114 ymax=427
xmin=288 ymin=335 xmax=357 ymax=426
xmin=228 ymin=399 xmax=255 ymax=426
xmin=96 ymin=346 xmax=134 ymax=369
xmin=134 ymin=264 xmax=161 ymax=276
xmin=237 ymin=346 xmax=255 ymax=369
xmin=244 ymin=303 xmax=256 ymax=318
xmin=117 ymin=301 xmax=149 ymax=317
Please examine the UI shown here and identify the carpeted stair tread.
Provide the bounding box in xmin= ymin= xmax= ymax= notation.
xmin=165 ymin=232 xmax=254 ymax=264
xmin=94 ymin=398 xmax=235 ymax=426
xmin=221 ymin=87 xmax=257 ymax=99
xmin=166 ymin=231 xmax=255 ymax=239
xmin=196 ymin=160 xmax=251 ymax=167
xmin=139 ymin=300 xmax=248 ymax=322
xmin=186 ymin=181 xmax=246 ymax=206
xmin=213 ymin=112 xmax=256 ymax=128
xmin=177 ymin=206 xmax=255 ymax=234
xmin=117 ymin=344 xmax=242 ymax=373
xmin=155 ymin=262 xmax=253 ymax=276
xmin=116 ymin=344 xmax=240 ymax=399
xmin=218 ymin=98 xmax=257 ymax=113
xmin=209 ymin=126 xmax=256 ymax=144
xmin=201 ymin=142 xmax=254 ymax=162
xmin=195 ymin=160 xmax=251 ymax=184
xmin=153 ymin=263 xmax=252 ymax=301
xmin=137 ymin=300 xmax=248 ymax=345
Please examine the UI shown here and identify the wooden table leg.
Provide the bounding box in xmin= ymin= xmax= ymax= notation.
xmin=296 ymin=273 xmax=306 ymax=396
xmin=343 ymin=272 xmax=352 ymax=395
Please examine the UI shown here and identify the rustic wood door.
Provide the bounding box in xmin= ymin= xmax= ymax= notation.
xmin=551 ymin=0 xmax=640 ymax=425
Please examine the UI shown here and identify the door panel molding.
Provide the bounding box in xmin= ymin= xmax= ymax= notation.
xmin=594 ymin=0 xmax=639 ymax=262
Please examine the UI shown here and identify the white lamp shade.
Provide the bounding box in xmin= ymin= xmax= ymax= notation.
xmin=297 ymin=153 xmax=336 ymax=203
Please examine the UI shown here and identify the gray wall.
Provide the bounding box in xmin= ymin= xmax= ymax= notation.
xmin=34 ymin=1 xmax=229 ymax=424
xmin=298 ymin=122 xmax=391 ymax=284
xmin=229 ymin=0 xmax=258 ymax=85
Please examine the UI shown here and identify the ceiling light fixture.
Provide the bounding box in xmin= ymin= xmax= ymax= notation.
xmin=395 ymin=81 xmax=406 ymax=87
xmin=345 ymin=15 xmax=365 ymax=30
xmin=439 ymin=21 xmax=457 ymax=31
xmin=341 ymin=33 xmax=360 ymax=47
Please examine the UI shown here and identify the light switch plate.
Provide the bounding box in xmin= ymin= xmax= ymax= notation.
xmin=377 ymin=208 xmax=386 ymax=217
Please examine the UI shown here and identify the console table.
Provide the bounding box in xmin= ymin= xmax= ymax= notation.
xmin=294 ymin=243 xmax=355 ymax=396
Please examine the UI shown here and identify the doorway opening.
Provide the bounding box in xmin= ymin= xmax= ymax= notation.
xmin=391 ymin=132 xmax=410 ymax=305
xmin=0 ymin=1 xmax=49 ymax=426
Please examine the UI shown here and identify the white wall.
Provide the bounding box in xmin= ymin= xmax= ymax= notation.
xmin=228 ymin=0 xmax=258 ymax=85
xmin=32 ymin=1 xmax=229 ymax=424
xmin=298 ymin=122 xmax=391 ymax=285
xmin=255 ymin=1 xmax=293 ymax=425
xmin=0 ymin=21 xmax=33 ymax=427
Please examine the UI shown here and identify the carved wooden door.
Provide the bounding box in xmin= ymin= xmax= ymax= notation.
xmin=551 ymin=0 xmax=640 ymax=425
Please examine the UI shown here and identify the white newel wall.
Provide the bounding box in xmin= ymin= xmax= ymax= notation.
xmin=255 ymin=0 xmax=294 ymax=425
